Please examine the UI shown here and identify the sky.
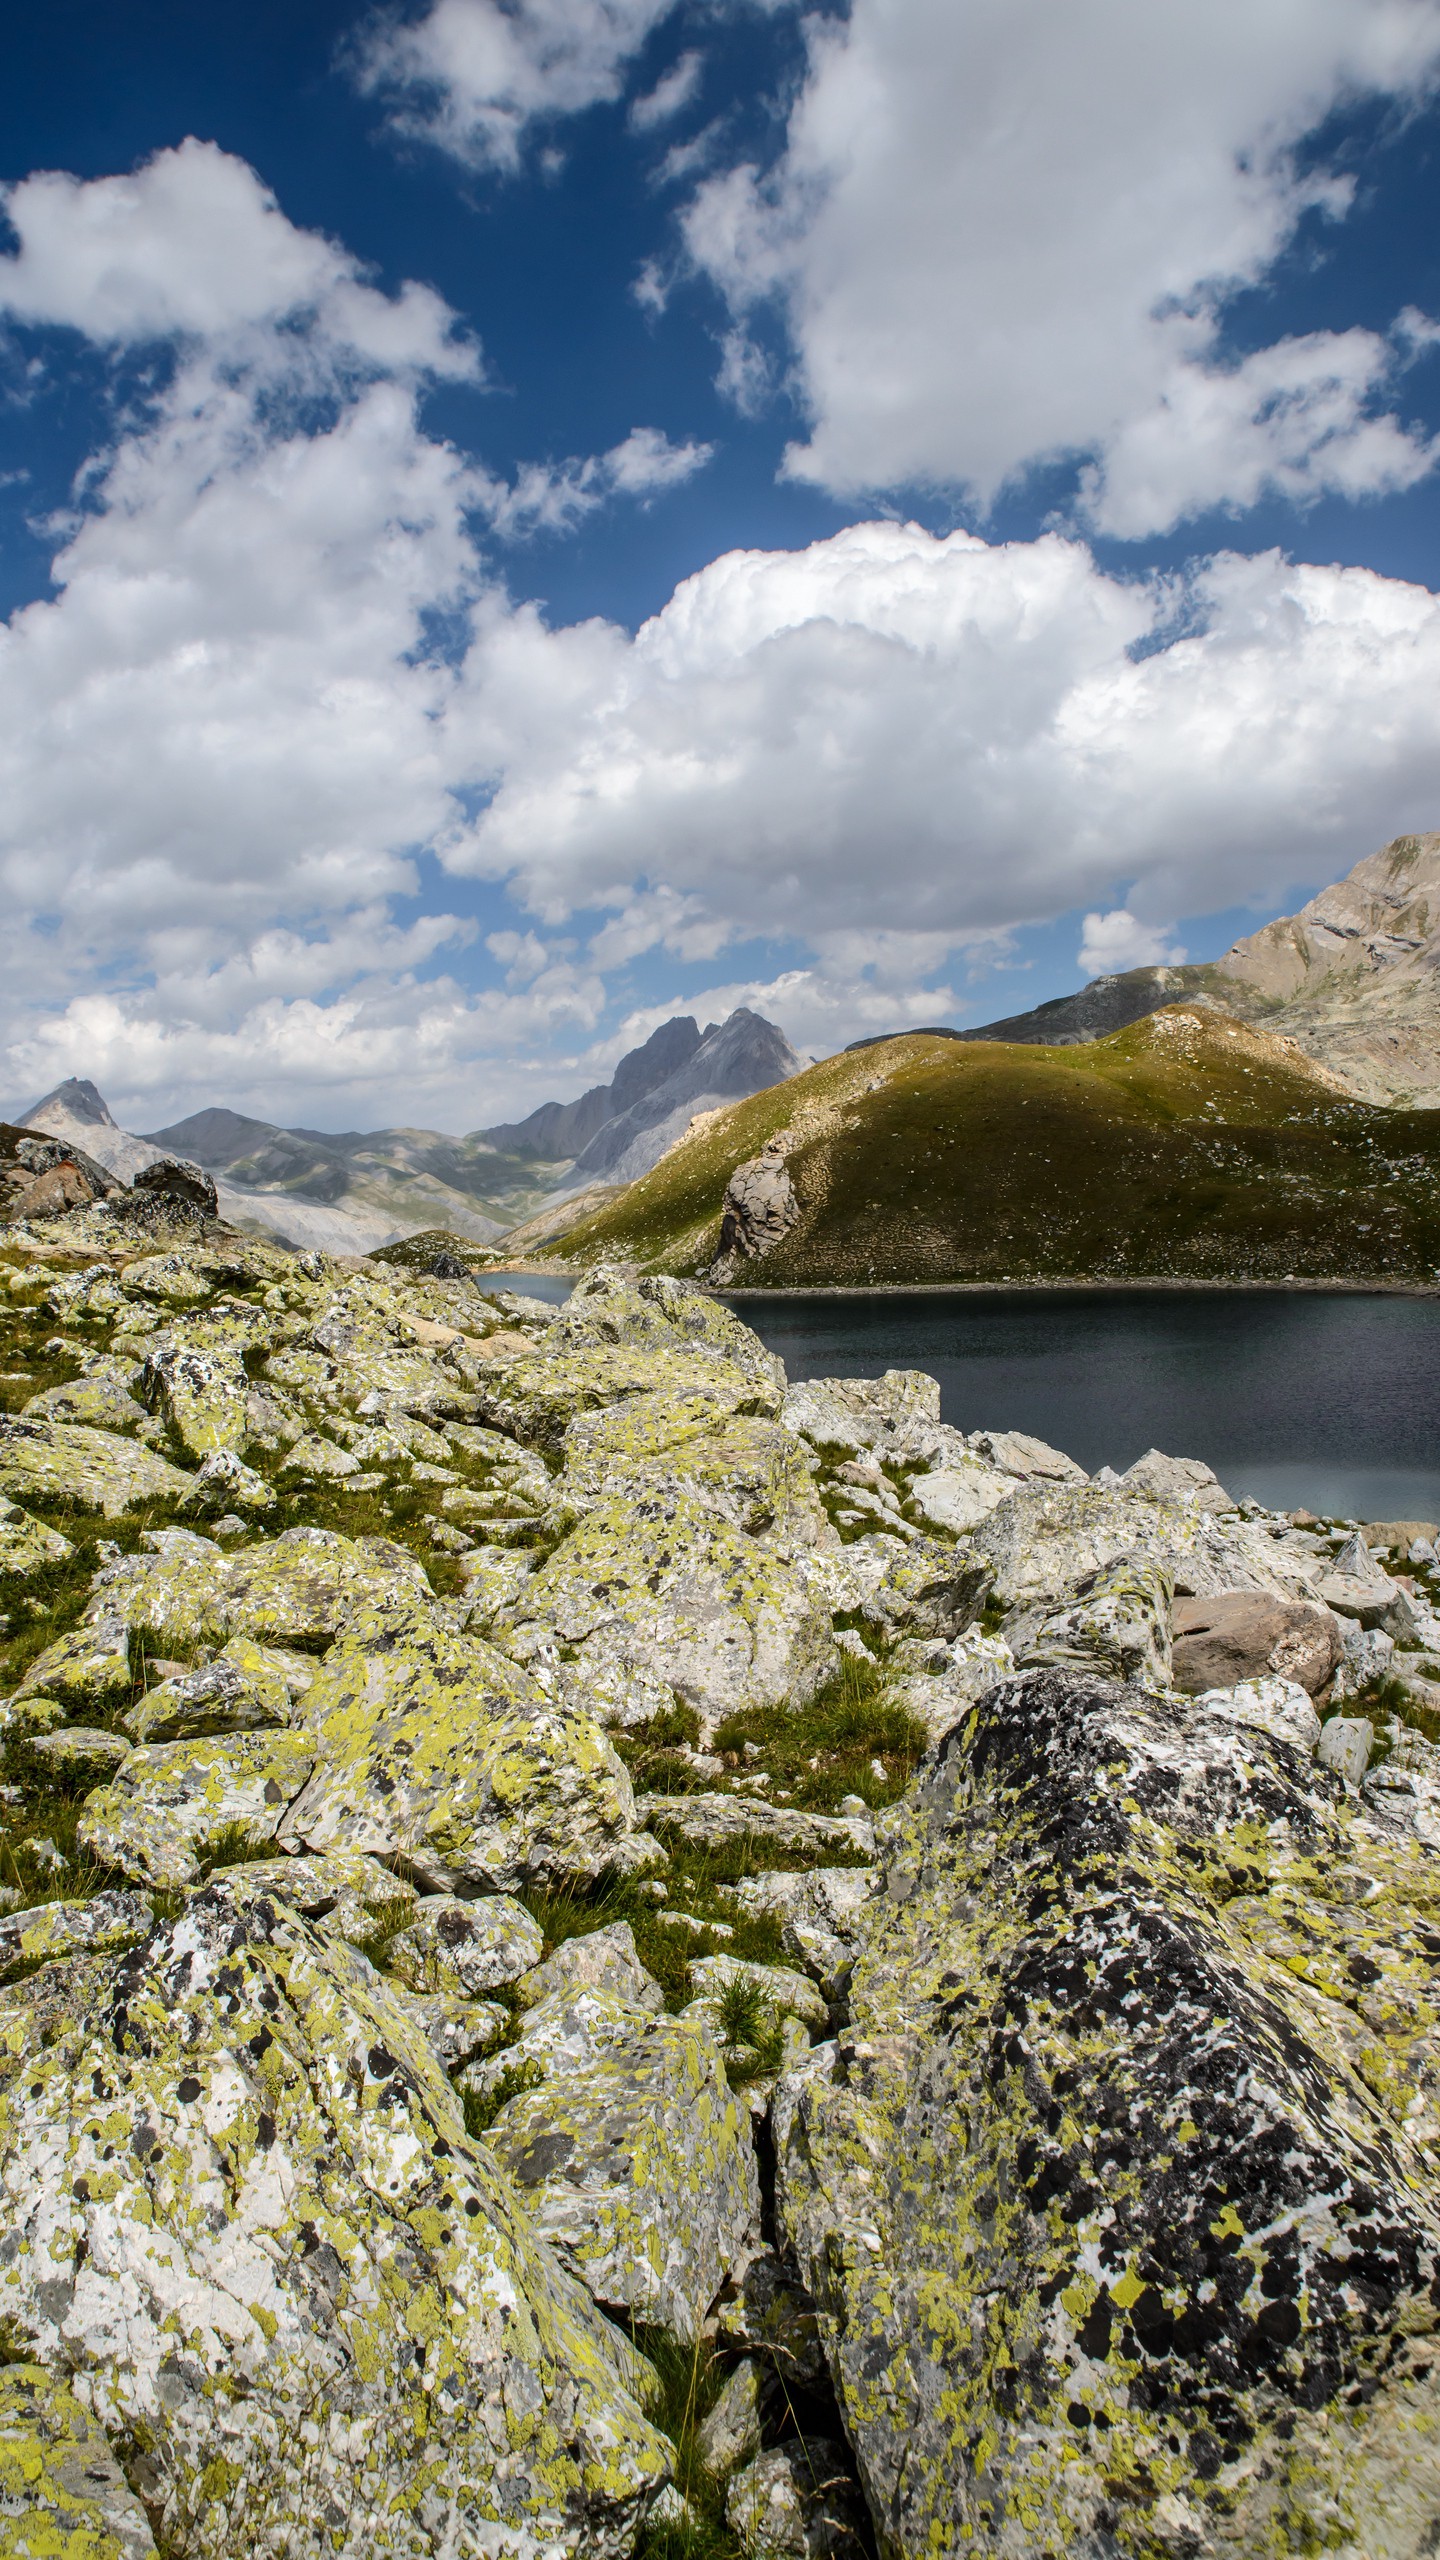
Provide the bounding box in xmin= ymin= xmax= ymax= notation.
xmin=2 ymin=0 xmax=1440 ymax=1135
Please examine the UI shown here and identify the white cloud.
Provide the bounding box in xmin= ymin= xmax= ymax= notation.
xmin=0 ymin=137 xmax=477 ymax=377
xmin=451 ymin=518 xmax=1440 ymax=953
xmin=1078 ymin=910 xmax=1187 ymax=976
xmin=681 ymin=0 xmax=1440 ymax=530
xmin=478 ymin=424 xmax=713 ymax=533
xmin=630 ymin=48 xmax=704 ymax=130
xmin=356 ymin=0 xmax=677 ymax=171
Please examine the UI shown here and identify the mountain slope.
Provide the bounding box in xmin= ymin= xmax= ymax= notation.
xmin=539 ymin=1002 xmax=1440 ymax=1286
xmin=478 ymin=1016 xmax=703 ymax=1161
xmin=147 ymin=1102 xmax=559 ymax=1244
xmin=565 ymin=1009 xmax=803 ymax=1186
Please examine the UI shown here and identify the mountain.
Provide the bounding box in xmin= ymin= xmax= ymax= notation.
xmin=145 ymin=1104 xmax=561 ymax=1246
xmin=478 ymin=1016 xmax=703 ymax=1160
xmin=563 ymin=1008 xmax=803 ymax=1186
xmin=21 ymin=1078 xmax=168 ymax=1186
xmin=532 ymin=1000 xmax=1440 ymax=1286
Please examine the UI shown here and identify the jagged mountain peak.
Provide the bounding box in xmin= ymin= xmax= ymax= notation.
xmin=23 ymin=1075 xmax=117 ymax=1130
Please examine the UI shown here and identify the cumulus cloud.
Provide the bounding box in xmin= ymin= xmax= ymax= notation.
xmin=355 ymin=0 xmax=677 ymax=171
xmin=451 ymin=518 xmax=1440 ymax=949
xmin=680 ymin=0 xmax=1440 ymax=529
xmin=1078 ymin=911 xmax=1187 ymax=976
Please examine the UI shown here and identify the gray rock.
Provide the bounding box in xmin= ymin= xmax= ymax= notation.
xmin=121 ymin=1636 xmax=303 ymax=1743
xmin=16 ymin=1611 xmax=130 ymax=1708
xmin=1172 ymin=1589 xmax=1343 ymax=1696
xmin=781 ymin=1371 xmax=940 ymax=1456
xmin=731 ymin=1869 xmax=878 ymax=2003
xmin=962 ymin=1427 xmax=1086 ymax=1485
xmin=714 ymin=2251 xmax=825 ymax=2383
xmin=0 ymin=1882 xmax=672 ymax=2550
xmin=1016 ymin=1551 xmax=1172 ymax=1692
xmin=906 ymin=1459 xmax=1014 ymax=1535
xmin=1193 ymin=1675 xmax=1323 ymax=1754
xmin=1117 ymin=1446 xmax=1233 ymax=1509
xmin=725 ymin=2441 xmax=866 ymax=2560
xmin=518 ymin=1919 xmax=664 ymax=2014
xmin=1317 ymin=1712 xmax=1375 ymax=1786
xmin=689 ymin=1953 xmax=828 ymax=2032
xmin=636 ymin=1793 xmax=874 ymax=1859
xmin=696 ymin=2356 xmax=775 ymax=2475
xmin=0 ymin=1495 xmax=74 ymax=1575
xmin=974 ymin=1479 xmax=1324 ymax=1613
xmin=26 ymin=1724 xmax=132 ymax=1773
xmin=403 ymin=1987 xmax=508 ymax=2074
xmin=1332 ymin=1620 xmax=1396 ymax=1700
xmin=775 ymin=1665 xmax=1440 ymax=2558
xmin=385 ymin=1891 xmax=543 ymax=1997
xmin=79 ymin=1727 xmax=318 ymax=1887
xmin=709 ymin=1137 xmax=801 ymax=1282
xmin=131 ymin=1153 xmax=218 ymax=1217
xmin=0 ymin=1888 xmax=151 ymax=1981
xmin=0 ymin=2363 xmax=158 ymax=2559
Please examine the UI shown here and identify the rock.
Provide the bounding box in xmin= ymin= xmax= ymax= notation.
xmin=709 ymin=1137 xmax=801 ymax=1283
xmin=93 ymin=1523 xmax=431 ymax=1650
xmin=559 ymin=1389 xmax=831 ymax=1556
xmin=1194 ymin=1675 xmax=1323 ymax=1753
xmin=277 ymin=1594 xmax=642 ymax=1892
xmin=403 ymin=1989 xmax=508 ymax=2075
xmin=510 ymin=1482 xmax=838 ymax=1729
xmin=22 ymin=1365 xmax=150 ymax=1434
xmin=206 ymin=1849 xmax=413 ymax=1946
xmin=714 ymin=2252 xmax=825 ymax=2384
xmin=1016 ymin=1552 xmax=1173 ymax=1691
xmin=637 ymin=1793 xmax=874 ymax=1859
xmin=0 ymin=1888 xmax=151 ymax=1981
xmin=774 ymin=1663 xmax=1440 ymax=2559
xmin=888 ymin=1627 xmax=1016 ymax=1746
xmin=725 ymin=2441 xmax=866 ymax=2560
xmin=131 ymin=1153 xmax=219 ymax=1217
xmin=15 ymin=1611 xmax=130 ymax=1708
xmin=0 ymin=1123 xmax=116 ymax=1224
xmin=695 ymin=2356 xmax=775 ymax=2475
xmin=119 ymin=1250 xmax=215 ymax=1303
xmin=78 ymin=1729 xmax=318 ymax=1886
xmin=0 ymin=2364 xmax=157 ymax=2559
xmin=973 ymin=1479 xmax=1322 ymax=1614
xmin=841 ymin=1535 xmax=988 ymax=1642
xmin=0 ymin=1883 xmax=672 ymax=2552
xmin=1317 ymin=1712 xmax=1375 ymax=1786
xmin=1316 ymin=1568 xmax=1407 ymax=1628
xmin=689 ymin=1954 xmax=829 ymax=2033
xmin=962 ymin=1427 xmax=1087 ymax=1485
xmin=730 ymin=1870 xmax=878 ymax=2003
xmin=1117 ymin=1446 xmax=1234 ymax=1509
xmin=455 ymin=1544 xmax=536 ymax=1628
xmin=0 ymin=1416 xmax=196 ymax=1517
xmin=281 ymin=1430 xmax=365 ymax=1480
xmin=907 ymin=1459 xmax=1014 ymax=1535
xmin=26 ymin=1724 xmax=133 ymax=1774
xmin=1332 ymin=1620 xmax=1396 ymax=1701
xmin=1171 ymin=1588 xmax=1343 ymax=1696
xmin=518 ymin=1921 xmax=665 ymax=2015
xmin=486 ymin=1997 xmax=758 ymax=2342
xmin=194 ymin=1446 xmax=276 ymax=1510
xmin=1364 ymin=1518 xmax=1440 ymax=1554
xmin=0 ymin=1496 xmax=73 ymax=1574
xmin=385 ymin=1892 xmax=544 ymax=1997
xmin=781 ymin=1371 xmax=940 ymax=1457
xmin=121 ymin=1636 xmax=302 ymax=1742
xmin=554 ymin=1272 xmax=785 ymax=1398
xmin=141 ymin=1338 xmax=250 ymax=1459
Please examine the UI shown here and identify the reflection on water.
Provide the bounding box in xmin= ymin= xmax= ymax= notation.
xmin=478 ymin=1273 xmax=1440 ymax=1521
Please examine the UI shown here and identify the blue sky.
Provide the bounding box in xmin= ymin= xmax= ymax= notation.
xmin=3 ymin=0 xmax=1440 ymax=1132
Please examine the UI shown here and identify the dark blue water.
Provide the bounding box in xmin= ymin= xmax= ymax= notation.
xmin=483 ymin=1275 xmax=1440 ymax=1521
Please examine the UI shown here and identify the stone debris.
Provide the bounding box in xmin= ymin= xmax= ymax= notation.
xmin=726 ymin=2440 xmax=867 ymax=2559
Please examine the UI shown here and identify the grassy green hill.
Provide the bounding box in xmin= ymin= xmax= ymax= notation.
xmin=536 ymin=1003 xmax=1440 ymax=1286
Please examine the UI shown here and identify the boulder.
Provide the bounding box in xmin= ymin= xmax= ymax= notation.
xmin=92 ymin=1524 xmax=431 ymax=1651
xmin=78 ymin=1728 xmax=318 ymax=1887
xmin=509 ymin=1482 xmax=838 ymax=1729
xmin=385 ymin=1892 xmax=544 ymax=1998
xmin=404 ymin=1989 xmax=508 ymax=2075
xmin=0 ymin=1495 xmax=73 ymax=1575
xmin=636 ymin=1793 xmax=874 ymax=1860
xmin=518 ymin=1922 xmax=665 ymax=2016
xmin=0 ymin=1416 xmax=196 ymax=1518
xmin=559 ymin=1389 xmax=831 ymax=1555
xmin=27 ymin=1724 xmax=133 ymax=1774
xmin=714 ymin=2251 xmax=825 ymax=2385
xmin=972 ymin=1479 xmax=1322 ymax=1614
xmin=139 ymin=1339 xmax=252 ymax=1460
xmin=553 ymin=1272 xmax=785 ymax=1396
xmin=15 ymin=1610 xmax=130 ymax=1708
xmin=887 ymin=1628 xmax=1016 ymax=1747
xmin=781 ymin=1371 xmax=940 ymax=1457
xmin=0 ymin=2364 xmax=157 ymax=2559
xmin=1117 ymin=1446 xmax=1234 ymax=1509
xmin=478 ymin=1343 xmax=776 ymax=1458
xmin=0 ymin=1123 xmax=116 ymax=1225
xmin=205 ymin=1848 xmax=415 ymax=1946
xmin=708 ymin=1137 xmax=801 ymax=1283
xmin=1172 ymin=1590 xmax=1343 ymax=1697
xmin=962 ymin=1428 xmax=1087 ymax=1486
xmin=725 ymin=2441 xmax=866 ymax=2560
xmin=23 ymin=1365 xmax=150 ymax=1434
xmin=1364 ymin=1519 xmax=1440 ymax=1555
xmin=907 ymin=1459 xmax=1014 ymax=1536
xmin=277 ymin=1595 xmax=643 ymax=1892
xmin=1016 ymin=1552 xmax=1173 ymax=1692
xmin=0 ymin=1884 xmax=672 ymax=2556
xmin=486 ymin=1994 xmax=758 ymax=2342
xmin=695 ymin=2355 xmax=774 ymax=2475
xmin=120 ymin=1636 xmax=303 ymax=1742
xmin=1318 ymin=1712 xmax=1374 ymax=1786
xmin=0 ymin=1889 xmax=151 ymax=1982
xmin=131 ymin=1154 xmax=218 ymax=1217
xmin=1195 ymin=1675 xmax=1322 ymax=1754
xmin=775 ymin=1665 xmax=1440 ymax=2558
xmin=731 ymin=1870 xmax=878 ymax=2003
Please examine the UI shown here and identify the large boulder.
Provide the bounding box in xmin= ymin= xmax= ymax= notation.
xmin=486 ymin=1987 xmax=758 ymax=2342
xmin=1172 ymin=1590 xmax=1343 ymax=1697
xmin=0 ymin=1495 xmax=73 ymax=1574
xmin=0 ymin=1883 xmax=671 ymax=2557
xmin=91 ymin=1525 xmax=431 ymax=1651
xmin=1015 ymin=1552 xmax=1173 ymax=1692
xmin=559 ymin=1388 xmax=831 ymax=1555
xmin=78 ymin=1729 xmax=319 ymax=1887
xmin=140 ymin=1339 xmax=251 ymax=1459
xmin=0 ymin=2363 xmax=157 ymax=2558
xmin=0 ymin=1416 xmax=196 ymax=1518
xmin=972 ymin=1479 xmax=1322 ymax=1615
xmin=277 ymin=1595 xmax=643 ymax=1891
xmin=776 ymin=1666 xmax=1440 ymax=2557
xmin=781 ymin=1372 xmax=940 ymax=1458
xmin=553 ymin=1272 xmax=785 ymax=1397
xmin=708 ymin=1138 xmax=801 ymax=1283
xmin=508 ymin=1482 xmax=838 ymax=1730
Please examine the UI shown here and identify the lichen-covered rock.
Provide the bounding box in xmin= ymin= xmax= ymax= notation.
xmin=119 ymin=1248 xmax=215 ymax=1302
xmin=731 ymin=1871 xmax=878 ymax=2004
xmin=689 ymin=1954 xmax=828 ymax=2033
xmin=16 ymin=1611 xmax=130 ymax=1709
xmin=0 ymin=1884 xmax=672 ymax=2556
xmin=1198 ymin=1673 xmax=1323 ymax=1752
xmin=554 ymin=1273 xmax=785 ymax=1399
xmin=121 ymin=1635 xmax=303 ymax=1742
xmin=972 ymin=1479 xmax=1323 ymax=1614
xmin=281 ymin=1431 xmax=365 ymax=1480
xmin=207 ymin=1849 xmax=414 ymax=1947
xmin=0 ymin=1889 xmax=151 ymax=1982
xmin=455 ymin=1545 xmax=537 ymax=1630
xmin=0 ymin=1416 xmax=196 ymax=1517
xmin=1015 ymin=1551 xmax=1173 ymax=1691
xmin=0 ymin=1496 xmax=73 ymax=1574
xmin=907 ymin=1460 xmax=1014 ymax=1536
xmin=781 ymin=1372 xmax=939 ymax=1457
xmin=776 ymin=1665 xmax=1440 ymax=2558
xmin=22 ymin=1363 xmax=149 ymax=1435
xmin=78 ymin=1729 xmax=317 ymax=1887
xmin=637 ymin=1794 xmax=874 ymax=1860
xmin=887 ymin=1627 xmax=1016 ymax=1747
xmin=844 ymin=1535 xmax=987 ymax=1641
xmin=487 ymin=1995 xmax=758 ymax=2342
xmin=386 ymin=1893 xmax=543 ymax=1997
xmin=517 ymin=1923 xmax=665 ymax=2017
xmin=559 ymin=1389 xmax=831 ymax=1555
xmin=93 ymin=1524 xmax=431 ymax=1651
xmin=510 ymin=1484 xmax=838 ymax=1728
xmin=194 ymin=1446 xmax=276 ymax=1511
xmin=278 ymin=1596 xmax=642 ymax=1892
xmin=27 ymin=1724 xmax=133 ymax=1774
xmin=477 ymin=1344 xmax=772 ymax=1458
xmin=0 ymin=2363 xmax=157 ymax=2559
xmin=405 ymin=1989 xmax=508 ymax=2075
xmin=725 ymin=2440 xmax=866 ymax=2560
xmin=141 ymin=1339 xmax=251 ymax=1459
xmin=715 ymin=2252 xmax=825 ymax=2384
xmin=962 ymin=1427 xmax=1088 ymax=1486
xmin=1118 ymin=1446 xmax=1234 ymax=1509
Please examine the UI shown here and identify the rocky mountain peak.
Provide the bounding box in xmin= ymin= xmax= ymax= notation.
xmin=22 ymin=1075 xmax=117 ymax=1131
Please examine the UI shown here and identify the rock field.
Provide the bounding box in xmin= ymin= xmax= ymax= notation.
xmin=4 ymin=1157 xmax=1440 ymax=2554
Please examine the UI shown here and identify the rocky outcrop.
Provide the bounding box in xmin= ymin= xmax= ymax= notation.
xmin=709 ymin=1135 xmax=801 ymax=1282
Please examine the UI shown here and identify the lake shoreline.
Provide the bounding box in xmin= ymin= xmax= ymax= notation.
xmin=713 ymin=1275 xmax=1440 ymax=1299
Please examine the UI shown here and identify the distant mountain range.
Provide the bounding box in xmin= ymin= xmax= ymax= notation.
xmin=15 ymin=1005 xmax=799 ymax=1253
xmin=543 ymin=1000 xmax=1440 ymax=1286
xmin=853 ymin=831 xmax=1440 ymax=1108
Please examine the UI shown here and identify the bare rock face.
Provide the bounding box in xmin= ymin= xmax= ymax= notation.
xmin=709 ymin=1136 xmax=800 ymax=1283
xmin=1172 ymin=1589 xmax=1343 ymax=1697
xmin=0 ymin=1123 xmax=117 ymax=1225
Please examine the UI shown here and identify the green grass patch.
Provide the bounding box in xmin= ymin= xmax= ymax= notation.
xmin=711 ymin=1655 xmax=926 ymax=1811
xmin=459 ymin=2056 xmax=544 ymax=2138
